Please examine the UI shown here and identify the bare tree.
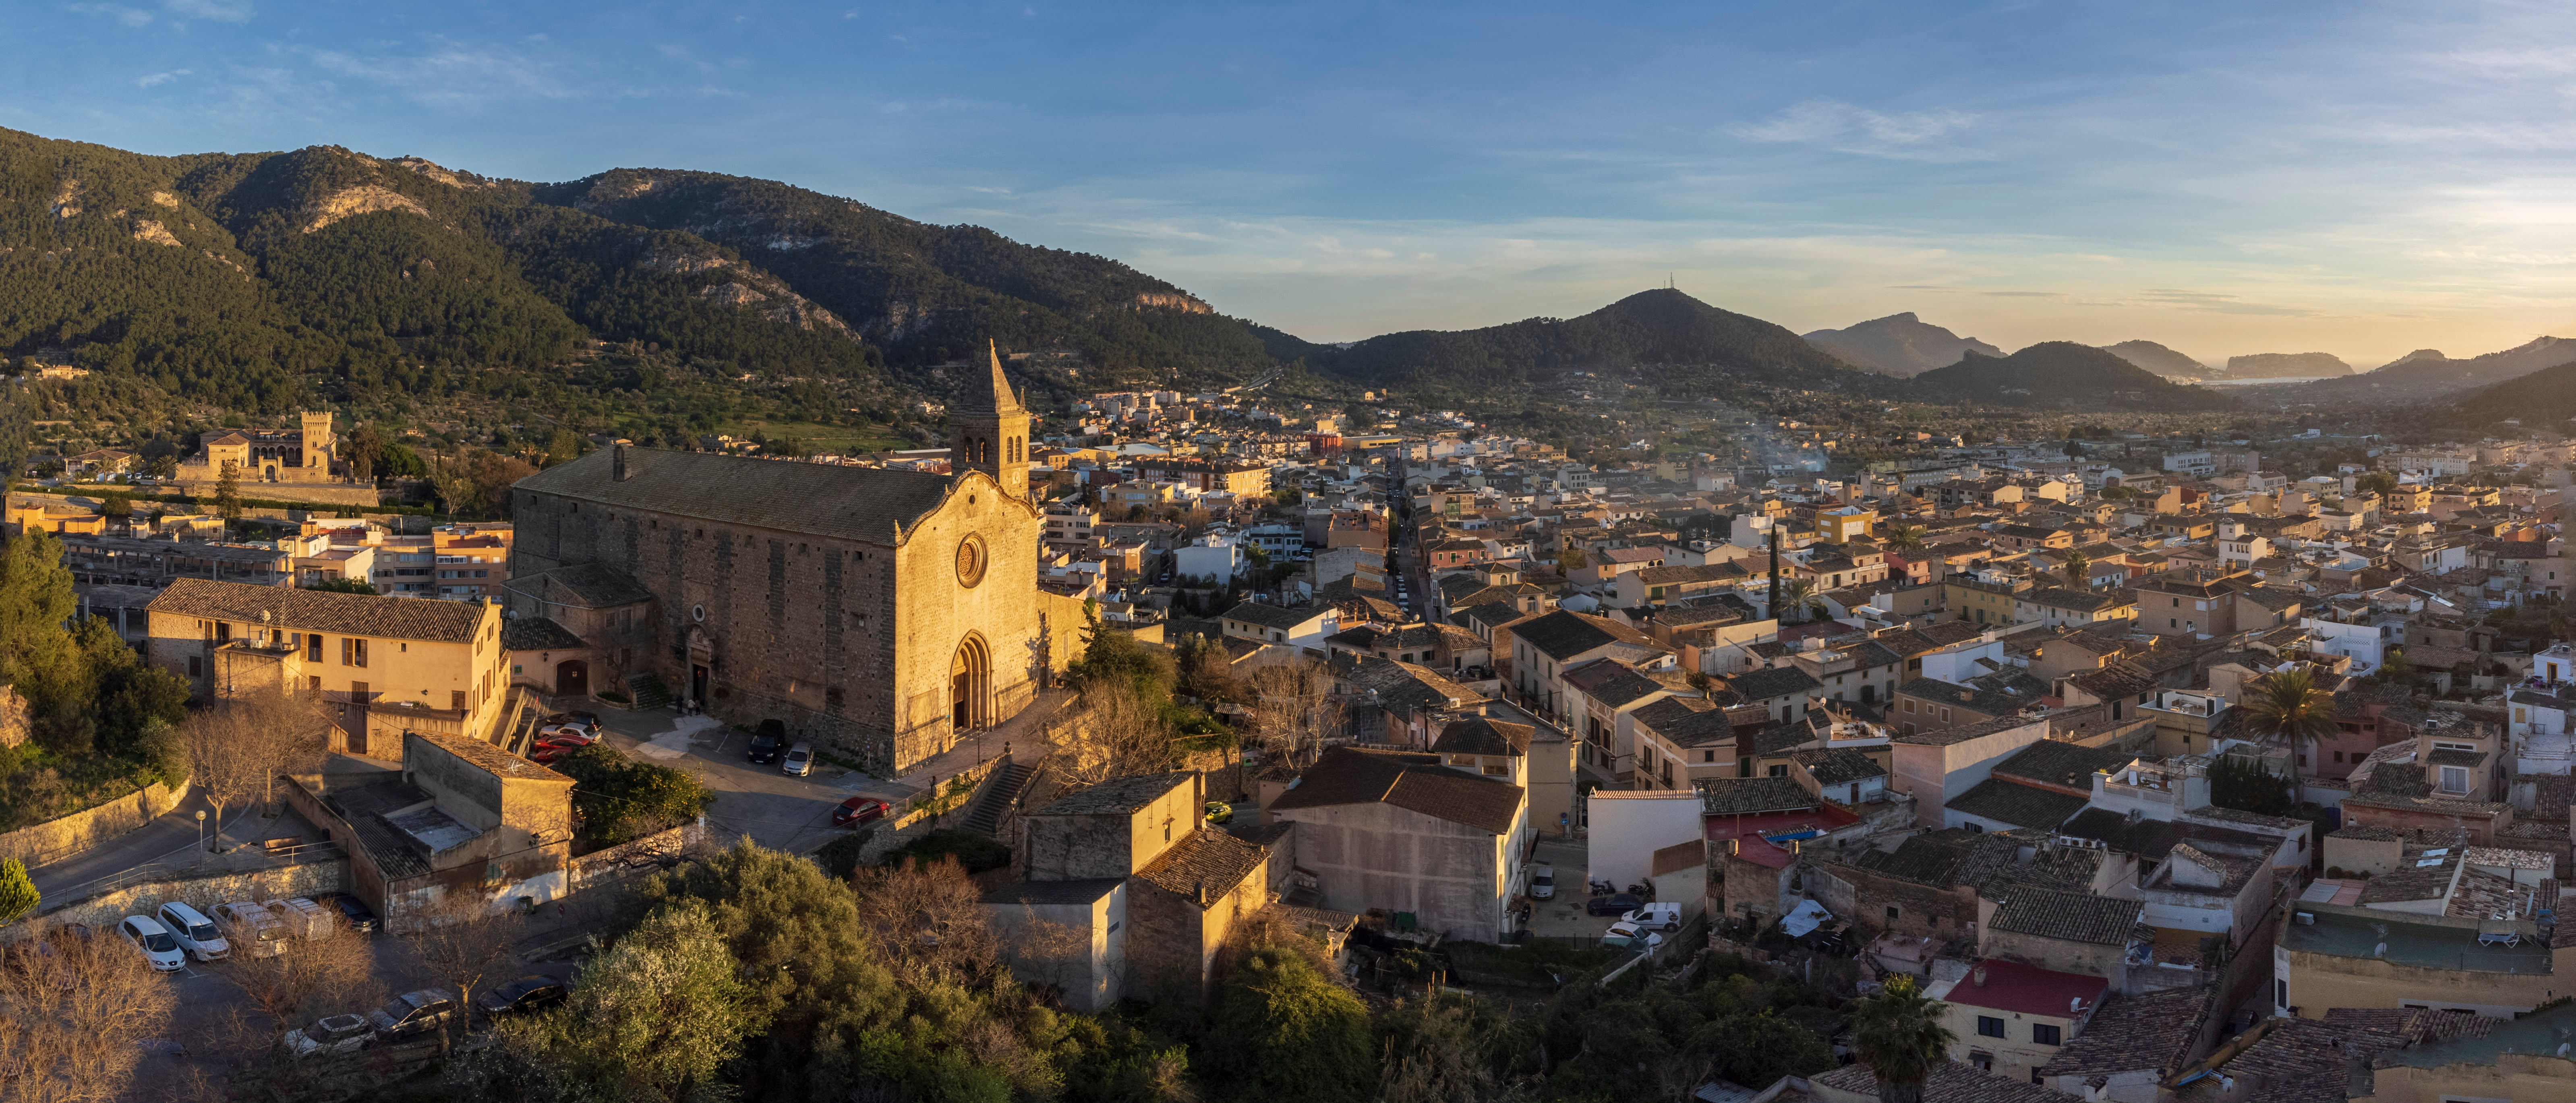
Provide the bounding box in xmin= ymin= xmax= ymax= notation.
xmin=225 ymin=918 xmax=384 ymax=1029
xmin=1246 ymin=658 xmax=1344 ymax=770
xmin=850 ymin=857 xmax=1002 ymax=989
xmin=398 ymin=894 xmax=523 ymax=1045
xmin=0 ymin=921 xmax=180 ymax=1102
xmin=1047 ymin=683 xmax=1182 ymax=794
xmin=184 ymin=687 xmax=332 ymax=846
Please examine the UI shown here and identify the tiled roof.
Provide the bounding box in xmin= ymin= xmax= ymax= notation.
xmin=1940 ymin=958 xmax=2106 ymax=1018
xmin=1269 ymin=747 xmax=1525 ymax=834
xmin=1223 ymin=601 xmax=1322 ymax=629
xmin=1133 ymin=828 xmax=1269 ymax=902
xmin=1992 ymin=741 xmax=2133 ymax=791
xmin=503 ymin=562 xmax=655 ymax=609
xmin=1030 ymin=772 xmax=1196 ymax=816
xmin=501 ymin=616 xmax=586 ymax=651
xmin=414 ymin=727 xmax=570 ymax=784
xmin=1986 ymin=885 xmax=2141 ymax=946
xmin=1508 ymin=609 xmax=1642 ymax=661
xmin=1431 ymin=716 xmax=1533 ymax=756
xmin=1695 ymin=776 xmax=1817 ymax=816
xmin=1731 ymin=666 xmax=1823 ymax=703
xmin=1944 ymin=778 xmax=2087 ymax=831
xmin=2034 ymin=987 xmax=2214 ymax=1080
xmin=149 ymin=578 xmax=490 ymax=644
xmin=1790 ymin=747 xmax=1884 ymax=786
xmin=518 ymin=446 xmax=967 ymax=545
xmin=1632 ymin=697 xmax=1736 ymax=747
xmin=1893 ymin=713 xmax=2043 ymax=747
xmin=1810 ymin=1060 xmax=2071 ymax=1102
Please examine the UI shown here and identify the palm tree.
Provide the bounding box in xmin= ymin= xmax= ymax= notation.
xmin=1851 ymin=974 xmax=1955 ymax=1103
xmin=2239 ymin=666 xmax=2340 ymax=767
xmin=2062 ymin=549 xmax=2091 ymax=589
xmin=1780 ymin=578 xmax=1828 ymax=623
xmin=1884 ymin=525 xmax=1926 ymax=551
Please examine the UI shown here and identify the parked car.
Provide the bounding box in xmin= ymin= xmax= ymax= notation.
xmin=476 ymin=975 xmax=570 ymax=1018
xmin=118 ymin=917 xmax=186 ymax=972
xmin=781 ymin=742 xmax=814 ymax=777
xmin=311 ymin=892 xmax=377 ymax=934
xmin=831 ymin=796 xmax=891 ymax=828
xmin=1621 ymin=903 xmax=1683 ymax=931
xmin=213 ymin=901 xmax=290 ymax=958
xmin=538 ymin=725 xmax=597 ymax=746
xmin=1528 ymin=865 xmax=1555 ymax=900
xmin=155 ymin=902 xmax=229 ymax=962
xmin=747 ymin=719 xmax=786 ymax=764
xmin=367 ymin=990 xmax=458 ymax=1041
xmin=1586 ymin=893 xmax=1642 ymax=917
xmin=1601 ymin=921 xmax=1664 ymax=952
xmin=532 ymin=742 xmax=580 ymax=765
xmin=261 ymin=898 xmax=332 ymax=940
xmin=1204 ymin=801 xmax=1233 ymax=825
xmin=284 ymin=1014 xmax=375 ymax=1058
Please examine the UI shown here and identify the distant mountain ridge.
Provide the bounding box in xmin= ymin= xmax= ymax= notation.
xmin=1913 ymin=342 xmax=2237 ymax=411
xmin=2435 ymin=358 xmax=2576 ymax=428
xmin=2225 ymin=352 xmax=2350 ymax=378
xmin=2276 ymin=335 xmax=2576 ymax=403
xmin=1800 ymin=312 xmax=2002 ymax=377
xmin=1304 ymin=288 xmax=1872 ymax=393
xmin=2099 ymin=340 xmax=2210 ymax=377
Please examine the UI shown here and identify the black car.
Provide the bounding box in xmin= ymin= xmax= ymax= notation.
xmin=748 ymin=719 xmax=786 ymax=764
xmin=477 ymin=975 xmax=569 ymax=1018
xmin=367 ymin=990 xmax=457 ymax=1040
xmin=1586 ymin=893 xmax=1643 ymax=917
xmin=312 ymin=892 xmax=377 ymax=933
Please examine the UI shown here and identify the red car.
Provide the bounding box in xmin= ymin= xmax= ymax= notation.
xmin=531 ymin=742 xmax=581 ymax=765
xmin=832 ymin=797 xmax=891 ymax=827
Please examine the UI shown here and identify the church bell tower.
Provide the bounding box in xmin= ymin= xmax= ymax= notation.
xmin=951 ymin=339 xmax=1030 ymax=500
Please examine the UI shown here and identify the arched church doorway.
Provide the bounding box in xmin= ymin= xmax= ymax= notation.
xmin=950 ymin=635 xmax=990 ymax=732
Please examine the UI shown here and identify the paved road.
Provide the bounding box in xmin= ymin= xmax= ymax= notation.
xmin=25 ymin=791 xmax=292 ymax=899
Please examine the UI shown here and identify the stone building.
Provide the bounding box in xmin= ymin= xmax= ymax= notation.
xmin=507 ymin=344 xmax=1085 ymax=774
xmin=181 ymin=412 xmax=343 ymax=485
xmin=285 ymin=728 xmax=575 ymax=929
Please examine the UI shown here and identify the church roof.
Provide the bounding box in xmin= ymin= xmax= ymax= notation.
xmin=514 ymin=447 xmax=968 ymax=546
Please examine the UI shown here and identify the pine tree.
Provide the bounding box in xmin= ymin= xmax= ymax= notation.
xmin=0 ymin=859 xmax=38 ymax=923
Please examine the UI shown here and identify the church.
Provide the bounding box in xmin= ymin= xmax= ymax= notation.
xmin=505 ymin=344 xmax=1085 ymax=774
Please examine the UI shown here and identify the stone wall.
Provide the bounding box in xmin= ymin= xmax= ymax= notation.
xmin=0 ymin=776 xmax=187 ymax=868
xmin=570 ymin=818 xmax=708 ymax=891
xmin=171 ymin=479 xmax=381 ymax=507
xmin=36 ymin=858 xmax=345 ymax=933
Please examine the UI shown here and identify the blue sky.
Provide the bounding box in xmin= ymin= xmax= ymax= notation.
xmin=9 ymin=1 xmax=2574 ymax=368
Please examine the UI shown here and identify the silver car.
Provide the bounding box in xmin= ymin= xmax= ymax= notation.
xmin=781 ymin=742 xmax=814 ymax=777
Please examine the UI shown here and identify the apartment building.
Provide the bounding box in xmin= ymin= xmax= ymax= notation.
xmin=145 ymin=577 xmax=513 ymax=759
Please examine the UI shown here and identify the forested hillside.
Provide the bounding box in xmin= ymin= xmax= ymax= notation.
xmin=1912 ymin=342 xmax=2238 ymax=411
xmin=1304 ymin=289 xmax=1879 ymax=396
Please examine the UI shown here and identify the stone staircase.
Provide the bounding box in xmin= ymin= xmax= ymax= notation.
xmin=626 ymin=673 xmax=673 ymax=712
xmin=961 ymin=761 xmax=1039 ymax=838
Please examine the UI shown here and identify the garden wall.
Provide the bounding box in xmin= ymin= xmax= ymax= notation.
xmin=0 ymin=777 xmax=188 ymax=868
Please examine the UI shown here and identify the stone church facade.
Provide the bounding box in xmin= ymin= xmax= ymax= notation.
xmin=506 ymin=346 xmax=1081 ymax=774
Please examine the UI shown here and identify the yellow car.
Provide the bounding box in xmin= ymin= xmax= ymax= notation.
xmin=1204 ymin=801 xmax=1234 ymax=825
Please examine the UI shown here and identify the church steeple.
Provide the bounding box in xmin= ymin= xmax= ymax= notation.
xmin=950 ymin=339 xmax=1029 ymax=500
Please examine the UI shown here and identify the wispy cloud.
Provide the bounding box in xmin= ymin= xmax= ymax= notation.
xmin=164 ymin=0 xmax=251 ymax=22
xmin=68 ymin=4 xmax=156 ymax=27
xmin=137 ymin=69 xmax=189 ymax=87
xmin=1728 ymin=99 xmax=1983 ymax=159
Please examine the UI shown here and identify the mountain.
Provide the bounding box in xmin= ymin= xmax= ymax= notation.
xmin=0 ymin=127 xmax=1300 ymax=421
xmin=2224 ymin=352 xmax=2350 ymax=378
xmin=2099 ymin=339 xmax=2210 ymax=378
xmin=2274 ymin=336 xmax=2576 ymax=405
xmin=2434 ymin=358 xmax=2576 ymax=428
xmin=2361 ymin=337 xmax=2576 ymax=389
xmin=1911 ymin=342 xmax=2238 ymax=411
xmin=1306 ymin=289 xmax=1874 ymax=394
xmin=1799 ymin=312 xmax=2002 ymax=377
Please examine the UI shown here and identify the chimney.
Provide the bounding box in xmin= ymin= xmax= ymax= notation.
xmin=1193 ymin=879 xmax=1207 ymax=906
xmin=612 ymin=443 xmax=631 ymax=482
xmin=1972 ymin=964 xmax=1988 ymax=987
xmin=1958 ymin=689 xmax=1975 ymax=703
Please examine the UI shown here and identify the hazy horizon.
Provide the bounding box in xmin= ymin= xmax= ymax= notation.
xmin=12 ymin=0 xmax=2572 ymax=370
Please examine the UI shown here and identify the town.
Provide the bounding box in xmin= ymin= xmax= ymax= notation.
xmin=0 ymin=337 xmax=2566 ymax=1103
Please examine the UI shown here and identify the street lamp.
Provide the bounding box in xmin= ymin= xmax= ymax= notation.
xmin=196 ymin=810 xmax=208 ymax=854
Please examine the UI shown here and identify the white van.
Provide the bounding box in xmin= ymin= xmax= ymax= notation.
xmin=212 ymin=901 xmax=290 ymax=958
xmin=1528 ymin=865 xmax=1556 ymax=900
xmin=262 ymin=898 xmax=332 ymax=940
xmin=156 ymin=902 xmax=230 ymax=962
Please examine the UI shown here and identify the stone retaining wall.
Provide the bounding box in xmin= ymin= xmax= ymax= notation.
xmin=38 ymin=858 xmax=345 ymax=933
xmin=570 ymin=819 xmax=708 ymax=892
xmin=0 ymin=777 xmax=187 ymax=868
